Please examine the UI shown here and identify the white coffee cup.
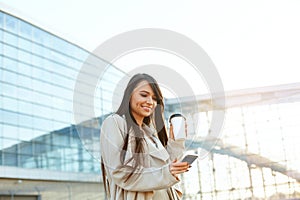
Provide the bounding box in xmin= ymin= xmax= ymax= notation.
xmin=169 ymin=114 xmax=186 ymax=140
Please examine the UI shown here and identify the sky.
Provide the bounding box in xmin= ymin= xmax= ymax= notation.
xmin=1 ymin=0 xmax=300 ymax=94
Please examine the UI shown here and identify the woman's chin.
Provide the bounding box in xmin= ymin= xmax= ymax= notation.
xmin=141 ymin=111 xmax=152 ymax=117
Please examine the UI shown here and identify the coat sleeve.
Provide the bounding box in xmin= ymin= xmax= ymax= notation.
xmin=100 ymin=115 xmax=179 ymax=192
xmin=166 ymin=138 xmax=186 ymax=198
xmin=166 ymin=139 xmax=185 ymax=161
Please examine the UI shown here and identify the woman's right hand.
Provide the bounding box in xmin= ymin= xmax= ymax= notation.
xmin=169 ymin=159 xmax=190 ymax=179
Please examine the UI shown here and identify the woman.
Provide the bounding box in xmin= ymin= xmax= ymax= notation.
xmin=100 ymin=73 xmax=190 ymax=200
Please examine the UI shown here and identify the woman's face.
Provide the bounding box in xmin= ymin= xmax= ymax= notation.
xmin=130 ymin=80 xmax=157 ymax=124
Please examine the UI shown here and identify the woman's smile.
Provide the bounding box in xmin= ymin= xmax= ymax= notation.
xmin=141 ymin=105 xmax=152 ymax=112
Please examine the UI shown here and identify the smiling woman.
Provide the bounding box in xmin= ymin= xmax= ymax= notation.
xmin=100 ymin=73 xmax=190 ymax=200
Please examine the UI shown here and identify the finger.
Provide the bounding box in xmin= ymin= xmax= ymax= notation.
xmin=172 ymin=164 xmax=189 ymax=170
xmin=172 ymin=162 xmax=189 ymax=167
xmin=173 ymin=168 xmax=189 ymax=172
xmin=171 ymin=165 xmax=189 ymax=171
xmin=170 ymin=167 xmax=188 ymax=173
xmin=172 ymin=169 xmax=189 ymax=175
xmin=170 ymin=164 xmax=187 ymax=169
xmin=170 ymin=164 xmax=189 ymax=170
xmin=172 ymin=166 xmax=189 ymax=172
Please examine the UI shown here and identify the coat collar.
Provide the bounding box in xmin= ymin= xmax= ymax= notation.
xmin=121 ymin=114 xmax=170 ymax=162
xmin=142 ymin=125 xmax=169 ymax=162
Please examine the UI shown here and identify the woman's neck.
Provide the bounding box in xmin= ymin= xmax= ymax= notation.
xmin=131 ymin=113 xmax=144 ymax=127
xmin=136 ymin=119 xmax=143 ymax=127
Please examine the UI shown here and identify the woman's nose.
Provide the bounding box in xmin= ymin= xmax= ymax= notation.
xmin=146 ymin=97 xmax=153 ymax=104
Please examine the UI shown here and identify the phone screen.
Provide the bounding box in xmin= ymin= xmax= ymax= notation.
xmin=181 ymin=155 xmax=198 ymax=165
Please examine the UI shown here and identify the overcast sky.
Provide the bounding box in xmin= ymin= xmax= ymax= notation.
xmin=1 ymin=0 xmax=300 ymax=94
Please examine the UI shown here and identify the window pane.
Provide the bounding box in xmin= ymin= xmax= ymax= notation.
xmin=18 ymin=127 xmax=34 ymax=141
xmin=4 ymin=14 xmax=17 ymax=32
xmin=18 ymin=49 xmax=32 ymax=63
xmin=0 ymin=109 xmax=18 ymax=125
xmin=19 ymin=37 xmax=32 ymax=52
xmin=18 ymin=62 xmax=32 ymax=76
xmin=32 ymin=27 xmax=44 ymax=44
xmin=2 ymin=124 xmax=19 ymax=139
xmin=18 ymin=113 xmax=33 ymax=128
xmin=3 ymin=69 xmax=17 ymax=85
xmin=19 ymin=20 xmax=32 ymax=39
xmin=2 ymin=96 xmax=18 ymax=112
xmin=3 ymin=44 xmax=18 ymax=59
xmin=1 ymin=82 xmax=17 ymax=97
xmin=32 ymin=43 xmax=44 ymax=55
xmin=17 ymin=73 xmax=32 ymax=89
xmin=0 ymin=11 xmax=3 ymax=28
xmin=3 ymin=31 xmax=18 ymax=46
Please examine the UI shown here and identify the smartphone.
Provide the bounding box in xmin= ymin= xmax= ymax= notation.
xmin=181 ymin=155 xmax=198 ymax=165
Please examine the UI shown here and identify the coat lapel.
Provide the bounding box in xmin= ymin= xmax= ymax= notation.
xmin=143 ymin=125 xmax=169 ymax=162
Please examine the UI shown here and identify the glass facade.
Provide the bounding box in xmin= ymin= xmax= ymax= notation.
xmin=0 ymin=10 xmax=125 ymax=179
xmin=166 ymin=95 xmax=300 ymax=199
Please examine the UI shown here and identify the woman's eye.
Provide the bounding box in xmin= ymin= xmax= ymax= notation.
xmin=140 ymin=94 xmax=147 ymax=97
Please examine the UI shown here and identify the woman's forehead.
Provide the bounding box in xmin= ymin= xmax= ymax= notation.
xmin=134 ymin=81 xmax=154 ymax=93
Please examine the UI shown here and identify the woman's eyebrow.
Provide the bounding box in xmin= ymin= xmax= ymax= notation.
xmin=139 ymin=90 xmax=151 ymax=94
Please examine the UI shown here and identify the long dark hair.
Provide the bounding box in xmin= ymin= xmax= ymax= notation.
xmin=101 ymin=73 xmax=168 ymax=194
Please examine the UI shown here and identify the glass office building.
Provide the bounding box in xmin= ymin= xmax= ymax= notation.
xmin=1 ymin=8 xmax=300 ymax=200
xmin=0 ymin=9 xmax=125 ymax=199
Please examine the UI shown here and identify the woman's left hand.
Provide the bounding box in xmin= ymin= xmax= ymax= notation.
xmin=169 ymin=122 xmax=187 ymax=140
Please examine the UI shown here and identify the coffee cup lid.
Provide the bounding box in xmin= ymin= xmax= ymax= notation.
xmin=169 ymin=113 xmax=186 ymax=123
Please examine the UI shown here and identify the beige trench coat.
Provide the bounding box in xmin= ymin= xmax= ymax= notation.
xmin=100 ymin=114 xmax=185 ymax=200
